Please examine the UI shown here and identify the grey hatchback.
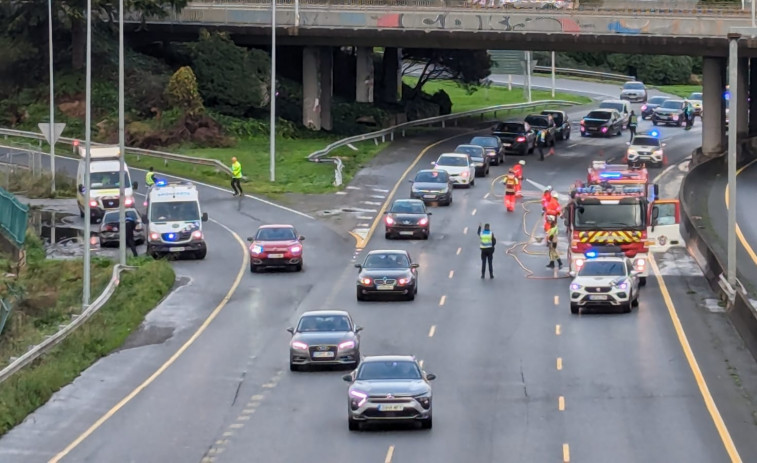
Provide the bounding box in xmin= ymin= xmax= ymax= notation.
xmin=288 ymin=310 xmax=362 ymax=371
xmin=343 ymin=355 xmax=435 ymax=430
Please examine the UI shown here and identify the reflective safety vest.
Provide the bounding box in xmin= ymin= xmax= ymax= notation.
xmin=480 ymin=231 xmax=493 ymax=248
xmin=145 ymin=171 xmax=155 ymax=186
xmin=504 ymin=175 xmax=518 ymax=194
xmin=232 ymin=161 xmax=243 ymax=179
xmin=539 ymin=131 xmax=547 ymax=143
xmin=629 ymin=115 xmax=638 ymax=127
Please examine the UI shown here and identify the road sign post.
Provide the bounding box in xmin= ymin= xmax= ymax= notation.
xmin=38 ymin=122 xmax=65 ymax=192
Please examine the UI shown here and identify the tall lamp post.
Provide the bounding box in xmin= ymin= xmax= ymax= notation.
xmin=47 ymin=0 xmax=56 ymax=194
xmin=269 ymin=0 xmax=276 ymax=182
xmin=117 ymin=0 xmax=126 ymax=266
xmin=83 ymin=0 xmax=93 ymax=306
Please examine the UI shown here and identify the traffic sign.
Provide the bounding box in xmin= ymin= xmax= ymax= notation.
xmin=38 ymin=122 xmax=66 ymax=145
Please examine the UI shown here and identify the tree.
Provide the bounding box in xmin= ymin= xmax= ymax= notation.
xmin=401 ymin=49 xmax=492 ymax=98
xmin=165 ymin=66 xmax=203 ymax=117
xmin=607 ymin=54 xmax=693 ymax=85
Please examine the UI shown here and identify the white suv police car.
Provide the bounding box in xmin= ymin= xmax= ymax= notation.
xmin=568 ymin=253 xmax=641 ymax=314
xmin=626 ymin=131 xmax=665 ymax=168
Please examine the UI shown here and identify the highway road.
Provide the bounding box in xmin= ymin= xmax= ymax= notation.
xmin=1 ymin=79 xmax=757 ymax=463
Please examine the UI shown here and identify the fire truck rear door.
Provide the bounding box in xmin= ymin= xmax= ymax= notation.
xmin=647 ymin=199 xmax=683 ymax=253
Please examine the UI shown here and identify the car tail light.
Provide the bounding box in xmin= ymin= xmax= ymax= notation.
xmin=418 ymin=218 xmax=429 ymax=226
xmin=516 ymin=136 xmax=526 ymax=143
xmin=361 ymin=278 xmax=372 ymax=286
xmin=89 ymin=200 xmax=97 ymax=207
xmin=580 ymin=120 xmax=585 ymax=125
xmin=601 ymin=127 xmax=608 ymax=133
xmin=672 ymin=115 xmax=679 ymax=121
xmin=397 ymin=278 xmax=409 ymax=286
xmin=149 ymin=232 xmax=160 ymax=241
xmin=103 ymin=225 xmax=114 ymax=232
xmin=338 ymin=341 xmax=355 ymax=350
xmin=641 ymin=105 xmax=648 ymax=111
xmin=575 ymin=258 xmax=585 ymax=269
xmin=192 ymin=230 xmax=203 ymax=239
xmin=385 ymin=216 xmax=395 ymax=225
xmin=292 ymin=341 xmax=308 ymax=350
xmin=461 ymin=170 xmax=469 ymax=178
xmin=124 ymin=197 xmax=134 ymax=207
xmin=290 ymin=245 xmax=302 ymax=254
xmin=634 ymin=258 xmax=646 ymax=272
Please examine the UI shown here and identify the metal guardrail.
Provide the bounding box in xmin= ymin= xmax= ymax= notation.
xmin=0 ymin=128 xmax=233 ymax=177
xmin=307 ymin=99 xmax=581 ymax=185
xmin=533 ymin=66 xmax=633 ymax=81
xmin=0 ymin=186 xmax=29 ymax=247
xmin=0 ymin=265 xmax=129 ymax=384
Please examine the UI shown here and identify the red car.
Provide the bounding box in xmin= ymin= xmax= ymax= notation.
xmin=247 ymin=224 xmax=305 ymax=272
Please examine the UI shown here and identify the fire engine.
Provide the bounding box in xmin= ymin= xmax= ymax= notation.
xmin=586 ymin=160 xmax=649 ymax=193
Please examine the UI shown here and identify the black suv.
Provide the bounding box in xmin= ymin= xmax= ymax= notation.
xmin=524 ymin=114 xmax=556 ymax=146
xmin=491 ymin=121 xmax=535 ymax=156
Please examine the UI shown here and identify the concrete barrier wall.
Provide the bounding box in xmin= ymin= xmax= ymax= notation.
xmin=680 ymin=153 xmax=757 ymax=361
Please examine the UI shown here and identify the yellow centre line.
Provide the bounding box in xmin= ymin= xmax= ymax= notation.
xmin=439 ymin=295 xmax=447 ymax=306
xmin=563 ymin=443 xmax=570 ymax=463
xmin=384 ymin=445 xmax=395 ymax=463
xmin=555 ymin=324 xmax=561 ymax=335
xmin=648 ymin=254 xmax=742 ymax=462
xmin=558 ymin=396 xmax=565 ymax=411
xmin=556 ymin=357 xmax=563 ymax=370
xmin=724 ymin=158 xmax=757 ymax=266
xmin=50 ymin=221 xmax=249 ymax=463
xmin=428 ymin=325 xmax=436 ymax=337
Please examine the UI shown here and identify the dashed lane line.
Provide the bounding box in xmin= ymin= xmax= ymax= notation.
xmin=555 ymin=324 xmax=561 ymax=335
xmin=385 ymin=445 xmax=395 ymax=463
xmin=471 ymin=208 xmax=477 ymax=216
xmin=556 ymin=357 xmax=563 ymax=371
xmin=559 ymin=396 xmax=565 ymax=411
xmin=428 ymin=325 xmax=436 ymax=337
xmin=448 ymin=270 xmax=454 ymax=279
xmin=456 ymin=247 xmax=462 ymax=255
xmin=439 ymin=295 xmax=447 ymax=306
xmin=554 ymin=295 xmax=559 ymax=305
xmin=563 ymin=444 xmax=570 ymax=463
xmin=463 ymin=227 xmax=468 ymax=235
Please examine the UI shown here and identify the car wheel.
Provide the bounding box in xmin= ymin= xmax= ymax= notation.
xmin=295 ymin=263 xmax=303 ymax=272
xmin=250 ymin=264 xmax=258 ymax=273
xmin=422 ymin=229 xmax=430 ymax=240
xmin=631 ymin=295 xmax=639 ymax=307
xmin=290 ymin=362 xmax=299 ymax=372
xmin=471 ymin=178 xmax=475 ymax=187
xmin=356 ymin=288 xmax=365 ymax=301
xmin=385 ymin=231 xmax=392 ymax=239
xmin=420 ymin=416 xmax=433 ymax=429
xmin=639 ymin=277 xmax=647 ymax=287
xmin=348 ymin=417 xmax=360 ymax=431
xmin=565 ymin=130 xmax=570 ymax=140
xmin=194 ymin=249 xmax=207 ymax=260
xmin=406 ymin=291 xmax=415 ymax=301
xmin=570 ymin=303 xmax=579 ymax=315
xmin=527 ymin=144 xmax=534 ymax=154
xmin=620 ymin=302 xmax=632 ymax=313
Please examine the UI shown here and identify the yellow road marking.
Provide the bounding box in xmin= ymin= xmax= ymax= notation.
xmin=448 ymin=270 xmax=454 ymax=279
xmin=554 ymin=295 xmax=559 ymax=305
xmin=472 ymin=208 xmax=477 ymax=216
xmin=555 ymin=324 xmax=561 ymax=335
xmin=49 ymin=223 xmax=249 ymax=463
xmin=463 ymin=226 xmax=468 ymax=235
xmin=724 ymin=158 xmax=757 ymax=266
xmin=556 ymin=357 xmax=563 ymax=370
xmin=439 ymin=295 xmax=447 ymax=306
xmin=563 ymin=443 xmax=570 ymax=462
xmin=558 ymin=396 xmax=565 ymax=411
xmin=385 ymin=445 xmax=395 ymax=463
xmin=456 ymin=247 xmax=462 ymax=255
xmin=649 ymin=254 xmax=742 ymax=462
xmin=428 ymin=325 xmax=436 ymax=337
xmin=354 ymin=130 xmax=481 ymax=249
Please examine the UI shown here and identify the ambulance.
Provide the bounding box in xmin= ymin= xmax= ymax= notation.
xmin=144 ymin=180 xmax=208 ymax=260
xmin=76 ymin=145 xmax=137 ymax=221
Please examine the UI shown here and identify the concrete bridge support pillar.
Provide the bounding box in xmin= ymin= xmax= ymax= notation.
xmin=382 ymin=47 xmax=402 ymax=103
xmin=302 ymin=46 xmax=332 ymax=130
xmin=321 ymin=47 xmax=333 ymax=131
xmin=702 ymin=57 xmax=725 ymax=156
xmin=356 ymin=47 xmax=374 ymax=103
xmin=750 ymin=59 xmax=757 ymax=136
xmin=737 ymin=58 xmax=749 ymax=137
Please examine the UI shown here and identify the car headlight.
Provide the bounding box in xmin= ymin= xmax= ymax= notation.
xmin=627 ymin=149 xmax=637 ymax=156
xmin=250 ymin=245 xmax=263 ymax=255
xmin=291 ymin=341 xmax=308 ymax=350
xmin=569 ymin=283 xmax=582 ymax=291
xmin=414 ymin=394 xmax=432 ymax=409
xmin=338 ymin=340 xmax=355 ymax=350
xmin=149 ymin=232 xmax=160 ymax=241
xmin=290 ymin=245 xmax=302 ymax=254
xmin=350 ymin=390 xmax=368 ymax=409
xmin=653 ymin=149 xmax=663 ymax=156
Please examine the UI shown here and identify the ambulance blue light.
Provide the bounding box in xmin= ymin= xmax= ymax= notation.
xmin=585 ymin=250 xmax=598 ymax=258
xmin=155 ymin=179 xmax=167 ymax=186
xmin=649 ymin=130 xmax=660 ymax=138
xmin=165 ymin=233 xmax=176 ymax=241
xmin=599 ymin=172 xmax=622 ymax=179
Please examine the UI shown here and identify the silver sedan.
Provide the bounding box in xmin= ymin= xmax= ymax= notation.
xmin=287 ymin=310 xmax=362 ymax=371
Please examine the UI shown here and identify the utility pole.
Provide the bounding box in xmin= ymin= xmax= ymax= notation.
xmin=83 ymin=0 xmax=93 ymax=306
xmin=117 ymin=0 xmax=127 ymax=266
xmin=269 ymin=0 xmax=277 ymax=182
xmin=48 ymin=0 xmax=56 ymax=194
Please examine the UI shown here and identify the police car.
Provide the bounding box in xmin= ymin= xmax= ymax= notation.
xmin=568 ymin=251 xmax=641 ymax=314
xmin=145 ymin=180 xmax=208 ymax=259
xmin=626 ymin=130 xmax=665 ymax=168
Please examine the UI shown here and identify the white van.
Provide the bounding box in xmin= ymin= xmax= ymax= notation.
xmin=76 ymin=145 xmax=137 ymax=221
xmin=144 ymin=181 xmax=208 ymax=260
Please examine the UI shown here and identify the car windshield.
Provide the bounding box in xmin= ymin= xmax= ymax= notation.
xmin=103 ymin=210 xmax=139 ymax=223
xmin=688 ymin=92 xmax=702 ymax=100
xmin=455 ymin=146 xmax=483 ymax=159
xmin=623 ymin=82 xmax=645 ymax=90
xmin=90 ymin=171 xmax=132 ymax=190
xmin=297 ymin=315 xmax=351 ymax=332
xmin=579 ymin=261 xmax=627 ymax=277
xmin=436 ymin=155 xmax=468 ymax=167
xmin=599 ymin=102 xmax=625 ymax=112
xmin=362 ymin=253 xmax=410 ymax=269
xmin=357 ymin=360 xmax=422 ymax=380
xmin=390 ymin=201 xmax=425 ymax=214
xmin=573 ymin=203 xmax=645 ymax=229
xmin=255 ymin=227 xmax=297 ymax=241
xmin=631 ymin=137 xmax=660 ymax=147
xmin=648 ymin=96 xmax=668 ymax=105
xmin=661 ymin=100 xmax=684 ymax=110
xmin=469 ymin=137 xmax=498 ymax=148
xmin=525 ymin=116 xmax=549 ymax=127
xmin=150 ymin=201 xmax=200 ymax=222
xmin=494 ymin=123 xmax=524 ymax=133
xmin=414 ymin=171 xmax=447 ymax=183
xmin=585 ymin=111 xmax=611 ymax=120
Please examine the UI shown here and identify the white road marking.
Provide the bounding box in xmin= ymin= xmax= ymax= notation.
xmin=448 ymin=270 xmax=454 ymax=279
xmin=362 ymin=201 xmax=382 ymax=206
xmin=484 ymin=193 xmax=490 ymax=199
xmin=456 ymin=247 xmax=462 ymax=255
xmin=356 ymin=216 xmax=374 ymax=220
xmin=372 ymin=187 xmax=390 ymax=192
xmin=346 ymin=186 xmax=360 ymax=190
xmin=336 ymin=191 xmax=347 ymax=195
xmin=471 ymin=208 xmax=477 ymax=216
xmin=428 ymin=325 xmax=436 ymax=337
xmin=384 ymin=445 xmax=395 ymax=463
xmin=370 ymin=195 xmax=386 ymax=199
xmin=568 ymin=143 xmax=578 ymax=148
xmin=357 ymin=223 xmax=371 ymax=228
xmin=440 ymin=295 xmax=447 ymax=306
xmin=463 ymin=227 xmax=468 ymax=235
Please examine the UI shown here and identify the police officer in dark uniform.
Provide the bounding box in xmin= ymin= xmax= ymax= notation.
xmin=477 ymin=223 xmax=496 ymax=279
xmin=125 ymin=215 xmax=138 ymax=257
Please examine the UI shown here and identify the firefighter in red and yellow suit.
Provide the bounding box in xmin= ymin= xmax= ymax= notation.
xmin=503 ymin=170 xmax=519 ymax=212
xmin=541 ymin=186 xmax=553 ymax=213
xmin=512 ymin=160 xmax=525 ymax=197
xmin=544 ymin=191 xmax=561 ymax=233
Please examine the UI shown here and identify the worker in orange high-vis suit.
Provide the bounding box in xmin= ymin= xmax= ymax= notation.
xmin=541 ymin=186 xmax=553 ymax=213
xmin=544 ymin=191 xmax=561 ymax=233
xmin=503 ymin=169 xmax=519 ymax=212
xmin=512 ymin=160 xmax=525 ymax=197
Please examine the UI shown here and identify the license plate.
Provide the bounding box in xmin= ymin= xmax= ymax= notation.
xmin=377 ymin=284 xmax=394 ymax=290
xmin=312 ymin=351 xmax=334 ymax=358
xmin=589 ymin=295 xmax=608 ymax=300
xmin=503 ymin=143 xmax=512 ymax=147
xmin=399 ymin=231 xmax=414 ymax=235
xmin=639 ymin=156 xmax=650 ymax=160
xmin=269 ymin=253 xmax=284 ymax=258
xmin=378 ymin=404 xmax=404 ymax=411
xmin=588 ymin=127 xmax=597 ymax=131
xmin=423 ymin=194 xmax=436 ymax=199
xmin=169 ymin=247 xmax=185 ymax=252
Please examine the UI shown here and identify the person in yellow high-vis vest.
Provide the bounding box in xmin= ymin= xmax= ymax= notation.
xmin=231 ymin=157 xmax=243 ymax=196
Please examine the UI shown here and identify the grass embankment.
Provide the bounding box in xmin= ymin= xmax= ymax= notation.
xmin=656 ymin=85 xmax=702 ymax=98
xmin=0 ymin=169 xmax=76 ymax=199
xmin=0 ymin=234 xmax=175 ymax=436
xmin=403 ymin=77 xmax=592 ymax=113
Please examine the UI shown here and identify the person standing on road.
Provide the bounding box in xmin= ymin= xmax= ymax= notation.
xmin=512 ymin=160 xmax=525 ymax=197
xmin=546 ymin=220 xmax=563 ymax=270
xmin=628 ymin=110 xmax=638 ymax=141
xmin=477 ymin=223 xmax=496 ymax=279
xmin=125 ymin=215 xmax=138 ymax=257
xmin=503 ymin=170 xmax=519 ymax=212
xmin=145 ymin=167 xmax=155 ymax=189
xmin=230 ymin=157 xmax=243 ymax=197
xmin=537 ymin=129 xmax=549 ymax=161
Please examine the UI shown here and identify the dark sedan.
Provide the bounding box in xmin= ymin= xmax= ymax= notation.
xmin=409 ymin=169 xmax=453 ymax=206
xmin=287 ymin=310 xmax=362 ymax=371
xmin=541 ymin=110 xmax=571 ymax=141
xmin=580 ymin=109 xmax=623 ymax=137
xmin=468 ymin=136 xmax=505 ymax=165
xmin=355 ymin=250 xmax=419 ymax=301
xmin=454 ymin=144 xmax=489 ymax=177
xmin=99 ymin=208 xmax=145 ymax=246
xmin=491 ymin=121 xmax=535 ymax=156
xmin=384 ymin=199 xmax=431 ymax=239
xmin=641 ymin=96 xmax=669 ymax=120
xmin=652 ymin=99 xmax=685 ymax=126
xmin=524 ymin=114 xmax=556 ymax=146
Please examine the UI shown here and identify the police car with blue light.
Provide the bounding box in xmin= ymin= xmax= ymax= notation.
xmin=144 ymin=180 xmax=208 ymax=260
xmin=568 ymin=249 xmax=641 ymax=314
xmin=626 ymin=130 xmax=666 ymax=168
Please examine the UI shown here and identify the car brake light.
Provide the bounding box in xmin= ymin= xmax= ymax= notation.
xmin=461 ymin=170 xmax=469 ymax=178
xmin=292 ymin=341 xmax=308 ymax=350
xmin=398 ymin=278 xmax=409 ymax=286
xmin=601 ymin=127 xmax=608 ymax=133
xmin=361 ymin=278 xmax=372 ymax=285
xmin=580 ymin=120 xmax=585 ymax=125
xmin=634 ymin=258 xmax=646 ymax=271
xmin=385 ymin=216 xmax=395 ymax=225
xmin=641 ymin=105 xmax=648 ymax=111
xmin=418 ymin=218 xmax=429 ymax=226
xmin=290 ymin=245 xmax=302 ymax=253
xmin=516 ymin=136 xmax=526 ymax=143
xmin=124 ymin=197 xmax=134 ymax=206
xmin=192 ymin=230 xmax=203 ymax=239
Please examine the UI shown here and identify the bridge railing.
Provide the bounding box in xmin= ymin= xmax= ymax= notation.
xmin=532 ymin=66 xmax=633 ymax=81
xmin=308 ymin=99 xmax=581 ymax=186
xmin=0 ymin=187 xmax=28 ymax=247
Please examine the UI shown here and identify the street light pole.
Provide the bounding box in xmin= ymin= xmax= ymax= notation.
xmin=47 ymin=0 xmax=56 ymax=194
xmin=269 ymin=0 xmax=276 ymax=182
xmin=83 ymin=0 xmax=93 ymax=307
xmin=117 ymin=0 xmax=126 ymax=266
xmin=727 ymin=33 xmax=739 ymax=287
xmin=551 ymin=51 xmax=556 ymax=98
